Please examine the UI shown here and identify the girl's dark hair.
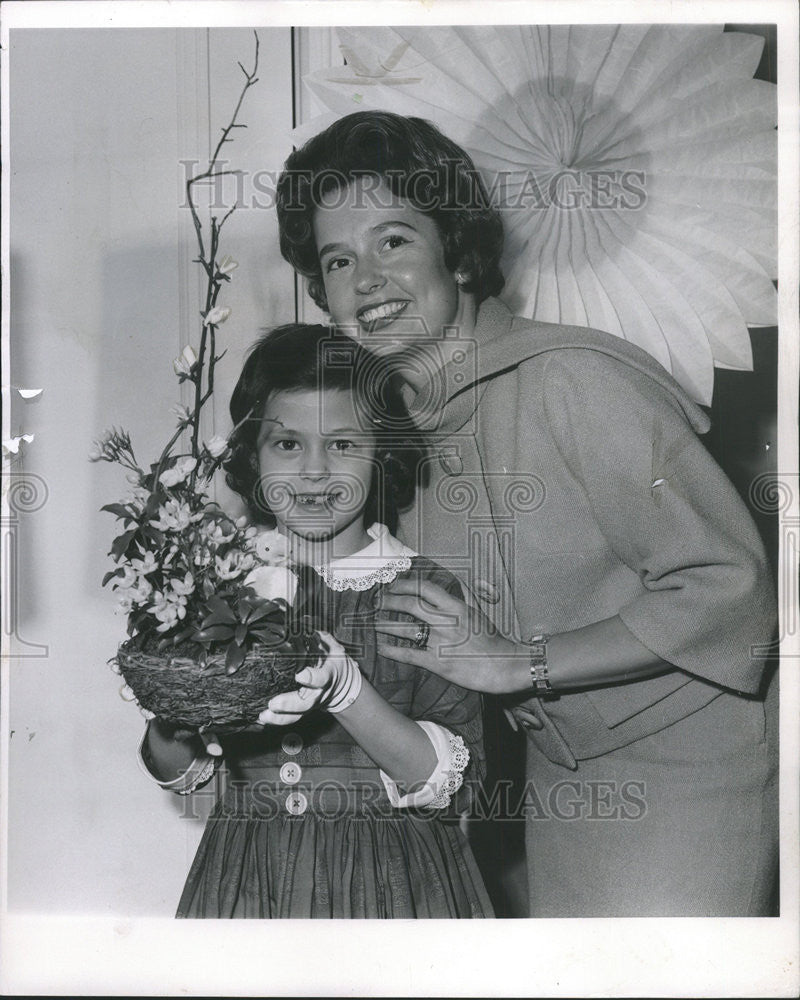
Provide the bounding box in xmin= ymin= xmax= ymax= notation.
xmin=277 ymin=111 xmax=505 ymax=311
xmin=224 ymin=323 xmax=425 ymax=534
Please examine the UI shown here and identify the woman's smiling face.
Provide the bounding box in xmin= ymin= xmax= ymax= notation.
xmin=312 ymin=177 xmax=468 ymax=354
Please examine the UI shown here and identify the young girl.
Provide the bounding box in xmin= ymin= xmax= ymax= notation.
xmin=139 ymin=323 xmax=493 ymax=919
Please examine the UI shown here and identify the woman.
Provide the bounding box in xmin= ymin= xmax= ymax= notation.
xmin=276 ymin=111 xmax=777 ymax=917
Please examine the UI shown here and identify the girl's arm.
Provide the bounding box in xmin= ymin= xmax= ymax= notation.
xmin=138 ymin=719 xmax=218 ymax=797
xmin=337 ymin=679 xmax=437 ymax=789
xmin=261 ymin=635 xmax=438 ymax=792
xmin=141 ymin=718 xmax=205 ymax=779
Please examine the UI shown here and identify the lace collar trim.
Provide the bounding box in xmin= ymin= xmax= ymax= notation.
xmin=314 ymin=523 xmax=417 ymax=592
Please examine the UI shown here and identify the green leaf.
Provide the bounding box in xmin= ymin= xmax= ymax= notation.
xmin=225 ymin=642 xmax=246 ymax=674
xmin=234 ymin=623 xmax=248 ymax=645
xmin=201 ymin=610 xmax=239 ymax=627
xmin=252 ymin=626 xmax=287 ymax=647
xmin=193 ymin=624 xmax=234 ymax=642
xmin=204 ymin=594 xmax=237 ymax=622
xmin=100 ymin=502 xmax=134 ymax=519
xmin=102 ymin=568 xmax=125 ymax=587
xmin=109 ymin=529 xmax=138 ymax=560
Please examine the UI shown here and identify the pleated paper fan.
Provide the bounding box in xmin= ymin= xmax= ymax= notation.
xmin=300 ymin=25 xmax=777 ymax=404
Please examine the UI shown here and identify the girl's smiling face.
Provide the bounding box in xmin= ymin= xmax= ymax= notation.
xmin=256 ymin=388 xmax=375 ymax=559
xmin=312 ymin=177 xmax=474 ymax=355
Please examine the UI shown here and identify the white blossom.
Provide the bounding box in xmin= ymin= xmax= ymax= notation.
xmin=173 ymin=345 xmax=198 ymax=376
xmin=251 ymin=528 xmax=291 ymax=565
xmin=171 ymin=571 xmax=195 ymax=597
xmin=130 ymin=550 xmax=158 ymax=576
xmin=118 ymin=565 xmax=138 ymax=589
xmin=214 ymin=550 xmax=252 ymax=581
xmin=243 ymin=564 xmax=298 ymax=605
xmin=217 ymin=255 xmax=239 ymax=276
xmin=204 ymin=520 xmax=236 ymax=545
xmin=150 ymin=499 xmax=201 ymax=532
xmin=171 ymin=403 xmax=192 ymax=423
xmin=159 ymin=456 xmax=197 ymax=488
xmin=204 ymin=435 xmax=229 ymax=459
xmin=204 ymin=305 xmax=231 ymax=326
xmin=151 ymin=588 xmax=188 ymax=632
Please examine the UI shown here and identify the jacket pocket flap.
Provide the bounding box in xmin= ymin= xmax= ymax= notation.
xmin=586 ymin=670 xmax=693 ymax=728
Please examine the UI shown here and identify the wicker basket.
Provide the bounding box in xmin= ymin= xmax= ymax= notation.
xmin=115 ymin=630 xmax=324 ymax=729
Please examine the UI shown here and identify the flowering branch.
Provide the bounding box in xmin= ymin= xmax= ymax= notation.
xmin=185 ymin=32 xmax=259 ymax=483
xmin=89 ymin=35 xmax=279 ymax=669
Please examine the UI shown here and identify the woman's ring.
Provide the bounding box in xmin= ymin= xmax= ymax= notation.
xmin=413 ymin=622 xmax=430 ymax=650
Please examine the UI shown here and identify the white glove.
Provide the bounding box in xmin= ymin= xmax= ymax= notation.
xmin=257 ymin=631 xmax=363 ymax=726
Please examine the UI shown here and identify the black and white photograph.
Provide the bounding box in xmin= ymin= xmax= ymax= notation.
xmin=1 ymin=0 xmax=798 ymax=995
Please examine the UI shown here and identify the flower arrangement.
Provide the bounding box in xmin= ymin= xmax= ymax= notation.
xmin=91 ymin=35 xmax=323 ymax=729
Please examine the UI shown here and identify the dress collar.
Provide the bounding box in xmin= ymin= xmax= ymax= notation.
xmin=314 ymin=523 xmax=417 ymax=592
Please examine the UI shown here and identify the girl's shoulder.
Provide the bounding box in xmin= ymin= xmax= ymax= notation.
xmin=401 ymin=554 xmax=464 ymax=600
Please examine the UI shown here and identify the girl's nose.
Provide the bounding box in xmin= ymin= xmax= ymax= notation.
xmin=300 ymin=447 xmax=329 ymax=480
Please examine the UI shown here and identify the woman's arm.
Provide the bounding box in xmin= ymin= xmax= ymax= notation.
xmin=373 ymin=580 xmax=668 ymax=694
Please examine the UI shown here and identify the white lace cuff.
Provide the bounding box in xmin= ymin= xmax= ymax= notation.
xmin=379 ymin=720 xmax=469 ymax=810
xmin=137 ymin=725 xmax=218 ymax=796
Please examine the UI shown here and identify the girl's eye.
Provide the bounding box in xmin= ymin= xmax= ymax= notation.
xmin=275 ymin=440 xmax=299 ymax=452
xmin=331 ymin=439 xmax=355 ymax=452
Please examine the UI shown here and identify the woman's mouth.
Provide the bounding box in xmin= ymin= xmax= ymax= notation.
xmin=356 ymin=300 xmax=409 ymax=332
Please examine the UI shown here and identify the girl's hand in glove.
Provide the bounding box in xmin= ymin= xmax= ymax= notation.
xmin=257 ymin=631 xmax=363 ymax=726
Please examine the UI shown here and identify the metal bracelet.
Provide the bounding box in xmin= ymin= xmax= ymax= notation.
xmin=527 ymin=633 xmax=555 ymax=696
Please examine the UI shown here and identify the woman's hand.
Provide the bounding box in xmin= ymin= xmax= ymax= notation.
xmin=257 ymin=631 xmax=363 ymax=726
xmin=373 ymin=578 xmax=531 ymax=694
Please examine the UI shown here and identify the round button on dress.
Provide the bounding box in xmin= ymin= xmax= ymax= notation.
xmin=279 ymin=761 xmax=302 ymax=785
xmin=285 ymin=791 xmax=308 ymax=816
xmin=281 ymin=732 xmax=303 ymax=755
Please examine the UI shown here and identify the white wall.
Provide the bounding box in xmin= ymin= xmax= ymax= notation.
xmin=7 ymin=27 xmax=295 ymax=915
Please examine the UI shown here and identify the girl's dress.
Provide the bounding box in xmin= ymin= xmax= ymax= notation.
xmin=147 ymin=524 xmax=492 ymax=918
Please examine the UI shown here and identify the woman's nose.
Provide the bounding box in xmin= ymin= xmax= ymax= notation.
xmin=355 ymin=258 xmax=386 ymax=295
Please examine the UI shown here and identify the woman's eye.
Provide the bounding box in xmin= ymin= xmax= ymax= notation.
xmin=276 ymin=440 xmax=299 ymax=452
xmin=382 ymin=234 xmax=409 ymax=251
xmin=331 ymin=439 xmax=355 ymax=452
xmin=324 ymin=256 xmax=350 ymax=273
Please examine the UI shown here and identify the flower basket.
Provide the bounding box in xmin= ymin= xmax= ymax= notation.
xmin=115 ymin=627 xmax=325 ymax=729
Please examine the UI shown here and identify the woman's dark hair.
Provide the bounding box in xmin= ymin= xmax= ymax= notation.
xmin=276 ymin=111 xmax=505 ymax=311
xmin=224 ymin=323 xmax=426 ymax=534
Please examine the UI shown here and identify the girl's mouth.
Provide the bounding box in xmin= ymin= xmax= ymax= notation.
xmin=356 ymin=300 xmax=409 ymax=332
xmin=292 ymin=492 xmax=339 ymax=509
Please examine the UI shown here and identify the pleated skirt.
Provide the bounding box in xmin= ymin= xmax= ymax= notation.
xmin=176 ymin=789 xmax=493 ymax=919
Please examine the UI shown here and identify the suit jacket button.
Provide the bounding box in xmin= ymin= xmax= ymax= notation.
xmin=438 ymin=451 xmax=463 ymax=476
xmin=518 ymin=711 xmax=544 ymax=731
xmin=474 ymin=578 xmax=501 ymax=603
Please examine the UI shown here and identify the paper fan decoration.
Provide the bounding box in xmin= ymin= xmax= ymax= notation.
xmin=300 ymin=25 xmax=777 ymax=404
